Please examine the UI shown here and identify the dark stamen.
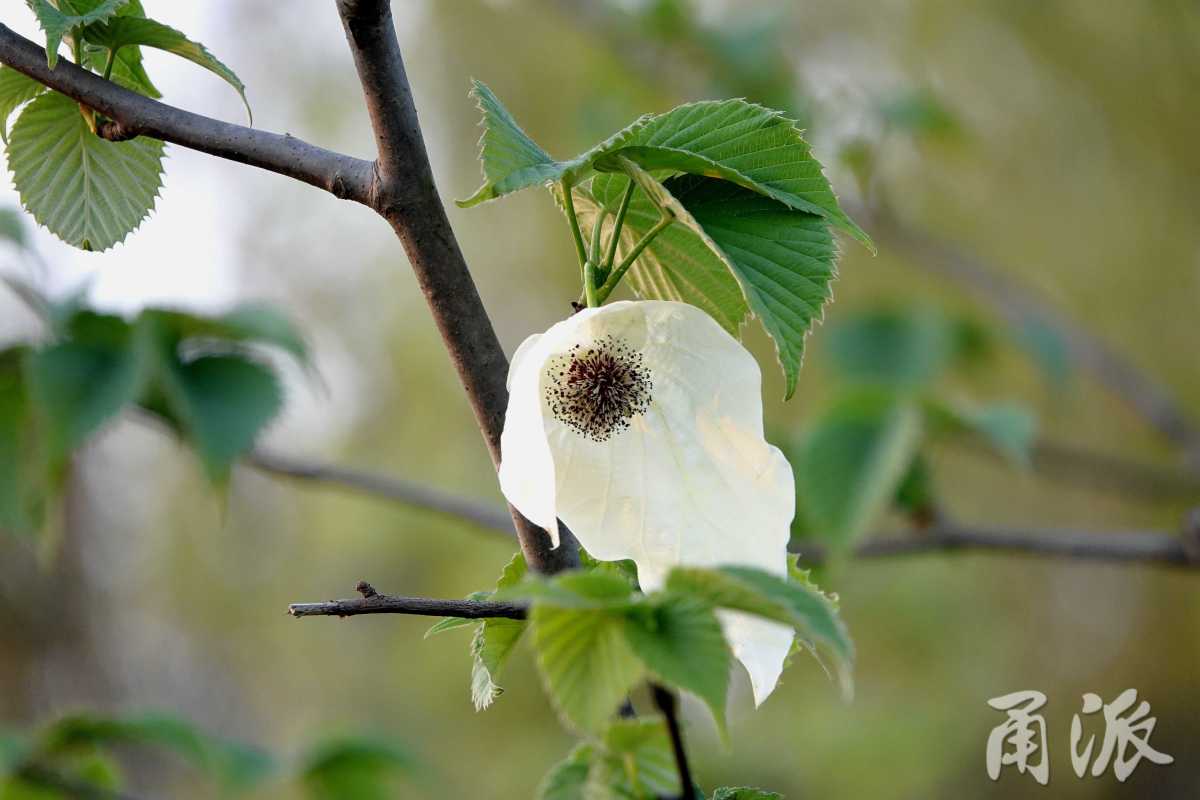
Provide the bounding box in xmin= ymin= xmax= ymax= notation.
xmin=545 ymin=336 xmax=652 ymax=441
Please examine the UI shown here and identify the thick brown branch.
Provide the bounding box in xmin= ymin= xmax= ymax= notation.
xmin=0 ymin=25 xmax=374 ymax=202
xmin=331 ymin=0 xmax=577 ymax=573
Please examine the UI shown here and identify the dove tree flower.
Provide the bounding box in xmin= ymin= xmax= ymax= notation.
xmin=499 ymin=299 xmax=796 ymax=704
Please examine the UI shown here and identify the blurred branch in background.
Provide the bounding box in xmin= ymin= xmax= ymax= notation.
xmin=248 ymin=448 xmax=1200 ymax=570
xmin=548 ymin=0 xmax=1200 ymax=476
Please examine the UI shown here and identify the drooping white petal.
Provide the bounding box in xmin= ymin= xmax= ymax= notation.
xmin=498 ymin=300 xmax=796 ymax=704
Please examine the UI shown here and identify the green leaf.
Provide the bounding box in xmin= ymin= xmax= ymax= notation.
xmin=0 ymin=67 xmax=46 ymax=145
xmin=712 ymin=788 xmax=783 ymax=800
xmin=23 ymin=0 xmax=130 ymax=68
xmin=532 ymin=603 xmax=644 ymax=734
xmin=796 ymin=391 xmax=922 ymax=549
xmin=38 ymin=713 xmax=274 ymax=792
xmin=929 ymin=399 xmax=1037 ymax=467
xmin=83 ymin=17 xmax=250 ymax=121
xmin=826 ymin=307 xmax=958 ymax=390
xmin=457 ymin=79 xmax=560 ymax=207
xmin=665 ymin=566 xmax=853 ymax=695
xmin=667 ymin=175 xmax=836 ymax=398
xmin=624 ymin=594 xmax=729 ymax=735
xmin=538 ymin=744 xmax=592 ymax=800
xmin=460 ymin=84 xmax=870 ymax=250
xmin=8 ymin=91 xmax=164 ymax=252
xmin=586 ymin=99 xmax=869 ymax=247
xmin=156 ymin=354 xmax=283 ymax=482
xmin=301 ymin=737 xmax=412 ymax=800
xmin=586 ymin=719 xmax=680 ymax=799
xmin=0 ymin=347 xmax=45 ymax=536
xmin=497 ymin=571 xmax=637 ymax=610
xmin=24 ymin=315 xmax=146 ymax=465
xmin=140 ymin=305 xmax=309 ymax=365
xmin=470 ymin=552 xmax=529 ymax=710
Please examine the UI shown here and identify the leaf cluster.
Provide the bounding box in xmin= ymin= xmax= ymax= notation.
xmin=0 ymin=711 xmax=414 ymax=799
xmin=790 ymin=305 xmax=1037 ymax=551
xmin=461 ymin=81 xmax=872 ymax=398
xmin=0 ymin=277 xmax=305 ymax=537
xmin=4 ymin=1 xmax=249 ymax=250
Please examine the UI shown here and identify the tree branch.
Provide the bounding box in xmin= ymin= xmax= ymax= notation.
xmin=246 ymin=449 xmax=515 ymax=533
xmin=288 ymin=581 xmax=528 ymax=620
xmin=853 ymin=201 xmax=1200 ymax=471
xmin=0 ymin=25 xmax=375 ymax=202
xmin=244 ymin=448 xmax=1199 ymax=568
xmin=330 ymin=0 xmax=577 ymax=573
xmin=651 ymin=684 xmax=698 ymax=800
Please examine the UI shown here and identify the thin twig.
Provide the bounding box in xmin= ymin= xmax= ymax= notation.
xmin=246 ymin=449 xmax=515 ymax=533
xmin=854 ymin=201 xmax=1200 ymax=472
xmin=650 ymin=684 xmax=697 ymax=800
xmin=797 ymin=523 xmax=1199 ymax=568
xmin=288 ymin=581 xmax=528 ymax=620
xmin=245 ymin=448 xmax=1199 ymax=568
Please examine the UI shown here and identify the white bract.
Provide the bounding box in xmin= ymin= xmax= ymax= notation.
xmin=499 ymin=300 xmax=796 ymax=705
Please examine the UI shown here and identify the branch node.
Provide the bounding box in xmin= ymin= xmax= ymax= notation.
xmin=355 ymin=580 xmax=379 ymax=598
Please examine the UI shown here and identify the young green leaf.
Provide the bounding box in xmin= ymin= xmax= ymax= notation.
xmin=155 ymin=354 xmax=283 ymax=482
xmin=531 ymin=603 xmax=644 ymax=735
xmin=586 ymin=719 xmax=681 ymax=799
xmin=460 ymin=83 xmax=870 ymax=251
xmin=0 ymin=67 xmax=46 ymax=145
xmin=711 ymin=788 xmax=783 ymax=800
xmin=470 ymin=552 xmax=528 ymax=710
xmin=623 ymin=594 xmax=730 ymax=734
xmin=458 ymin=79 xmax=561 ymax=207
xmin=537 ymin=744 xmax=592 ymax=800
xmin=301 ymin=737 xmax=412 ymax=800
xmin=23 ymin=0 xmax=130 ymax=68
xmin=573 ymin=170 xmax=836 ymax=399
xmin=796 ymin=391 xmax=922 ymax=549
xmin=8 ymin=91 xmax=164 ymax=252
xmin=665 ymin=565 xmax=853 ymax=695
xmin=496 ymin=570 xmax=637 ymax=610
xmin=83 ymin=17 xmax=251 ymax=121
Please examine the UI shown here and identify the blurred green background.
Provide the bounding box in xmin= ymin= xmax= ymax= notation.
xmin=1 ymin=0 xmax=1198 ymax=797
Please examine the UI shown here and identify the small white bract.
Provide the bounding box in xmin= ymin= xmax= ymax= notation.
xmin=499 ymin=300 xmax=795 ymax=705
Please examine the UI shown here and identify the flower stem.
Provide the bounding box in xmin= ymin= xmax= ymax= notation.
xmin=584 ymin=261 xmax=601 ymax=308
xmin=603 ymin=178 xmax=636 ymax=272
xmin=561 ymin=178 xmax=589 ymax=280
xmin=595 ymin=211 xmax=674 ymax=303
xmin=102 ymin=48 xmax=118 ymax=81
xmin=589 ymin=208 xmax=608 ymax=284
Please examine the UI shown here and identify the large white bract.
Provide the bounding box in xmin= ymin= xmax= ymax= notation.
xmin=499 ymin=300 xmax=796 ymax=705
